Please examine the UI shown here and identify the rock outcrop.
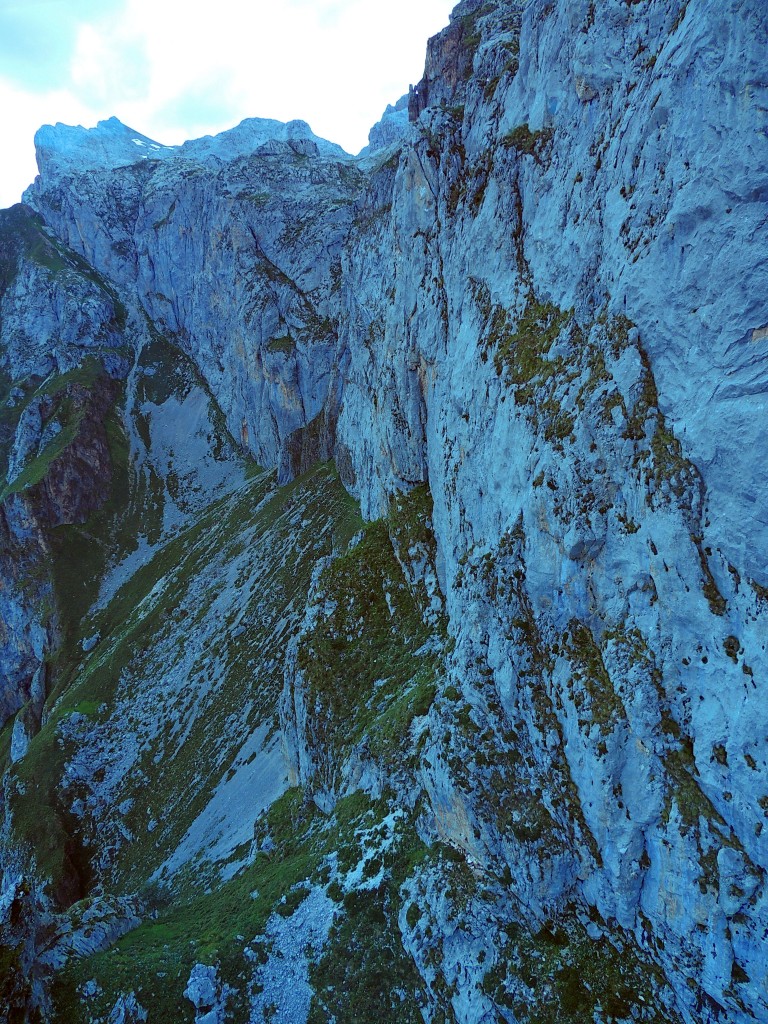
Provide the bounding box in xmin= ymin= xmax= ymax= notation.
xmin=0 ymin=206 xmax=129 ymax=735
xmin=184 ymin=963 xmax=230 ymax=1024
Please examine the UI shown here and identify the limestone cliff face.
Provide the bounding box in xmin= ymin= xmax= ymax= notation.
xmin=332 ymin=2 xmax=768 ymax=1019
xmin=0 ymin=206 xmax=128 ymax=736
xmin=3 ymin=0 xmax=768 ymax=1022
xmin=25 ymin=117 xmax=364 ymax=480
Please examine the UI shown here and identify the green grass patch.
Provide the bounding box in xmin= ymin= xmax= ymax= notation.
xmin=0 ymin=406 xmax=83 ymax=501
xmin=52 ymin=789 xmax=407 ymax=1024
xmin=295 ymin=512 xmax=439 ymax=771
xmin=265 ymin=335 xmax=295 ymax=355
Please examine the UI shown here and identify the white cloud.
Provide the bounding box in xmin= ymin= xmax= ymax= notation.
xmin=0 ymin=0 xmax=456 ymax=208
xmin=70 ymin=21 xmax=150 ymax=107
xmin=0 ymin=78 xmax=103 ymax=207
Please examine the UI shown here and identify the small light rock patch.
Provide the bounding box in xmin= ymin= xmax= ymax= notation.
xmin=247 ymin=887 xmax=335 ymax=1024
xmin=157 ymin=722 xmax=288 ymax=881
xmin=184 ymin=963 xmax=234 ymax=1024
xmin=107 ymin=991 xmax=147 ymax=1023
xmin=340 ymin=808 xmax=404 ymax=892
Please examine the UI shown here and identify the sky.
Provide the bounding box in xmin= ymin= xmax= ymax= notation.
xmin=0 ymin=0 xmax=456 ymax=208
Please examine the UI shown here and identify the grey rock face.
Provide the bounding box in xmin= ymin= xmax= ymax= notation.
xmin=0 ymin=869 xmax=59 ymax=1022
xmin=0 ymin=205 xmax=130 ymax=732
xmin=24 ymin=117 xmax=365 ymax=480
xmin=514 ymin=0 xmax=768 ymax=585
xmin=10 ymin=710 xmax=33 ymax=763
xmin=0 ymin=864 xmax=139 ymax=1022
xmin=0 ymin=501 xmax=51 ymax=727
xmin=0 ymin=205 xmax=128 ymax=385
xmin=33 ymin=117 xmax=176 ymax=179
xmin=107 ymin=991 xmax=148 ymax=1024
xmin=408 ymin=0 xmax=519 ymax=120
xmin=185 ymin=963 xmax=229 ymax=1024
xmin=334 ymin=0 xmax=768 ymax=1018
xmin=361 ymin=95 xmax=411 ymax=155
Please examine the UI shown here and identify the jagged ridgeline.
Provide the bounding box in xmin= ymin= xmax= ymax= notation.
xmin=1 ymin=0 xmax=767 ymax=1022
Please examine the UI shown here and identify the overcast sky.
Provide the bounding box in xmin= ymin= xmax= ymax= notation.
xmin=0 ymin=0 xmax=456 ymax=208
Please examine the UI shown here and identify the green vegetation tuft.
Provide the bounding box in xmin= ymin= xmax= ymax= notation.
xmin=265 ymin=334 xmax=295 ymax=355
xmin=490 ymin=297 xmax=571 ymax=390
xmin=295 ymin=511 xmax=440 ymax=773
xmin=502 ymin=124 xmax=554 ymax=165
xmin=482 ymin=295 xmax=579 ymax=447
xmin=564 ymin=619 xmax=627 ymax=735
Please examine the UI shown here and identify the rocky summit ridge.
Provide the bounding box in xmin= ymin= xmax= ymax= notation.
xmin=1 ymin=0 xmax=768 ymax=1022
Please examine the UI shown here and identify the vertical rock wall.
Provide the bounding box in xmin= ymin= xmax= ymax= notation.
xmin=338 ymin=2 xmax=768 ymax=1019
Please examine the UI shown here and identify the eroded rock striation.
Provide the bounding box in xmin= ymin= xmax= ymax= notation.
xmin=1 ymin=1 xmax=767 ymax=1022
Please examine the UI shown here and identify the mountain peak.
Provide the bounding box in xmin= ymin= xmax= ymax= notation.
xmin=175 ymin=116 xmax=351 ymax=163
xmin=30 ymin=114 xmax=351 ymax=188
xmin=32 ymin=116 xmax=175 ymax=179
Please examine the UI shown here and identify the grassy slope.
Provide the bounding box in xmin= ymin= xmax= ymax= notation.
xmin=7 ymin=437 xmax=364 ymax=894
xmin=42 ymin=473 xmax=444 ymax=1023
xmin=52 ymin=789 xmax=430 ymax=1023
xmin=2 ymin=315 xmax=442 ymax=1023
xmin=296 ymin=485 xmax=444 ymax=780
xmin=2 ymin=302 xmax=445 ymax=1022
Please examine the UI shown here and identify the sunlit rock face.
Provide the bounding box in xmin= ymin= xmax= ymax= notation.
xmin=2 ymin=1 xmax=768 ymax=1022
